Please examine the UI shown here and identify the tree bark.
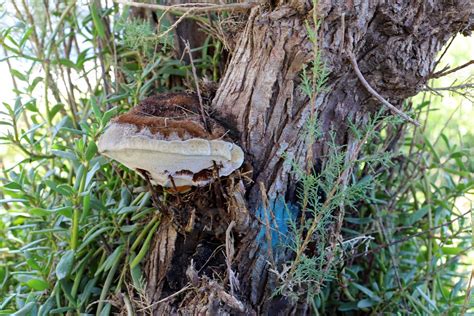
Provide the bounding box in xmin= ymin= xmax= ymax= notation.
xmin=143 ymin=0 xmax=474 ymax=314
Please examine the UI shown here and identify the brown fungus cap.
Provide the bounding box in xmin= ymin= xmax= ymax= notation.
xmin=98 ymin=93 xmax=244 ymax=188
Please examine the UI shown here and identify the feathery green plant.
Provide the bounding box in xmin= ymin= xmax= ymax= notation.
xmin=272 ymin=1 xmax=473 ymax=314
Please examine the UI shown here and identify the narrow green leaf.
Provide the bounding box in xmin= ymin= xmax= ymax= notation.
xmin=90 ymin=97 xmax=102 ymax=121
xmin=29 ymin=207 xmax=73 ymax=218
xmin=48 ymin=104 xmax=64 ymax=121
xmin=56 ymin=250 xmax=74 ymax=280
xmin=357 ymin=299 xmax=377 ymax=309
xmin=97 ymin=256 xmax=120 ymax=314
xmin=130 ymin=221 xmax=160 ymax=269
xmin=23 ymin=100 xmax=38 ymax=112
xmin=99 ymin=303 xmax=111 ymax=316
xmin=90 ymin=3 xmax=106 ymax=39
xmin=407 ymin=205 xmax=429 ymax=225
xmin=38 ymin=296 xmax=55 ymax=316
xmin=10 ymin=69 xmax=27 ymax=81
xmin=19 ymin=27 xmax=33 ymax=48
xmin=101 ymin=107 xmax=117 ymax=126
xmin=51 ymin=150 xmax=77 ymax=161
xmin=85 ymin=141 xmax=98 ymax=161
xmin=337 ymin=301 xmax=358 ymax=311
xmin=12 ymin=302 xmax=36 ymax=316
xmin=130 ymin=258 xmax=145 ymax=291
xmin=416 ymin=287 xmax=438 ymax=311
xmin=352 ymin=283 xmax=382 ymax=302
xmin=29 ymin=208 xmax=51 ymax=217
xmin=19 ymin=238 xmax=47 ymax=251
xmin=49 ymin=307 xmax=76 ymax=314
xmin=84 ymin=162 xmax=101 ymax=189
xmin=77 ymin=277 xmax=98 ymax=308
xmin=441 ymin=246 xmax=463 ymax=255
xmin=77 ymin=226 xmax=114 ymax=252
xmin=28 ymin=77 xmax=43 ymax=93
xmin=56 ymin=184 xmax=75 ymax=197
xmin=26 ymin=278 xmax=49 ymax=291
xmin=76 ymin=49 xmax=89 ymax=69
xmin=423 ymin=135 xmax=440 ymax=164
xmin=58 ymin=58 xmax=78 ymax=70
xmin=105 ymin=94 xmax=128 ymax=104
xmin=95 ymin=245 xmax=123 ymax=277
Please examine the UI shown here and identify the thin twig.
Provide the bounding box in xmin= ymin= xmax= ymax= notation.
xmin=156 ymin=10 xmax=192 ymax=40
xmin=423 ymin=85 xmax=443 ymax=97
xmin=184 ymin=40 xmax=208 ymax=131
xmin=424 ymin=83 xmax=474 ymax=92
xmin=348 ymin=52 xmax=420 ymax=127
xmin=138 ymin=284 xmax=192 ymax=311
xmin=431 ymin=33 xmax=457 ymax=72
xmin=14 ymin=141 xmax=55 ymax=159
xmin=424 ymin=81 xmax=474 ymax=103
xmin=121 ymin=293 xmax=135 ymax=316
xmin=460 ymin=267 xmax=474 ymax=316
xmin=114 ymin=0 xmax=257 ymax=14
xmin=430 ymin=59 xmax=474 ymax=79
xmin=432 ymin=102 xmax=461 ymax=147
xmin=42 ymin=0 xmax=78 ymax=128
xmin=376 ymin=211 xmax=404 ymax=293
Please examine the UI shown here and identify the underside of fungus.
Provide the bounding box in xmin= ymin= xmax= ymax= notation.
xmin=98 ymin=93 xmax=244 ymax=188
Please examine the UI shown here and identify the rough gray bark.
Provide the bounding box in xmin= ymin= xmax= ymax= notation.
xmin=214 ymin=0 xmax=474 ymax=203
xmin=143 ymin=1 xmax=474 ymax=314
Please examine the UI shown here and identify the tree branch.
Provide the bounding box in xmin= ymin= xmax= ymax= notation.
xmin=113 ymin=0 xmax=257 ymax=14
xmin=183 ymin=40 xmax=208 ymax=131
xmin=430 ymin=59 xmax=474 ymax=79
xmin=424 ymin=83 xmax=474 ymax=92
xmin=348 ymin=52 xmax=420 ymax=127
xmin=423 ymin=82 xmax=474 ymax=102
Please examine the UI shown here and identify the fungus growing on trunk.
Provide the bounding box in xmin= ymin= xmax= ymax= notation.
xmin=98 ymin=93 xmax=244 ymax=188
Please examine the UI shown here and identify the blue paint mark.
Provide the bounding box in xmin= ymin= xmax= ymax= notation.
xmin=256 ymin=196 xmax=299 ymax=256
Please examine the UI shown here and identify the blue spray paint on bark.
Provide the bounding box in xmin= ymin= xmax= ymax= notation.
xmin=255 ymin=196 xmax=299 ymax=255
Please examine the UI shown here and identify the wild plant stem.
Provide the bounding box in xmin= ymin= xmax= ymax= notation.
xmin=71 ymin=162 xmax=88 ymax=250
xmin=289 ymin=121 xmax=381 ymax=276
xmin=114 ymin=0 xmax=257 ymax=14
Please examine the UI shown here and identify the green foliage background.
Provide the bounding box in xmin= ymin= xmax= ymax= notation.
xmin=0 ymin=1 xmax=472 ymax=315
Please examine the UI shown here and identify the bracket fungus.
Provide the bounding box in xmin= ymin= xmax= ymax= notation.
xmin=98 ymin=93 xmax=244 ymax=188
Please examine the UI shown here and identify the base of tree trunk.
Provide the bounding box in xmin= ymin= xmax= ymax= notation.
xmin=137 ymin=1 xmax=474 ymax=314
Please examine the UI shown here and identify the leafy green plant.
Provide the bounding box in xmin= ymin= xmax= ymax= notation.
xmin=0 ymin=2 xmax=220 ymax=314
xmin=320 ymin=98 xmax=474 ymax=314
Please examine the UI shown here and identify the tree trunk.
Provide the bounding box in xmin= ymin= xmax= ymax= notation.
xmin=143 ymin=1 xmax=474 ymax=314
